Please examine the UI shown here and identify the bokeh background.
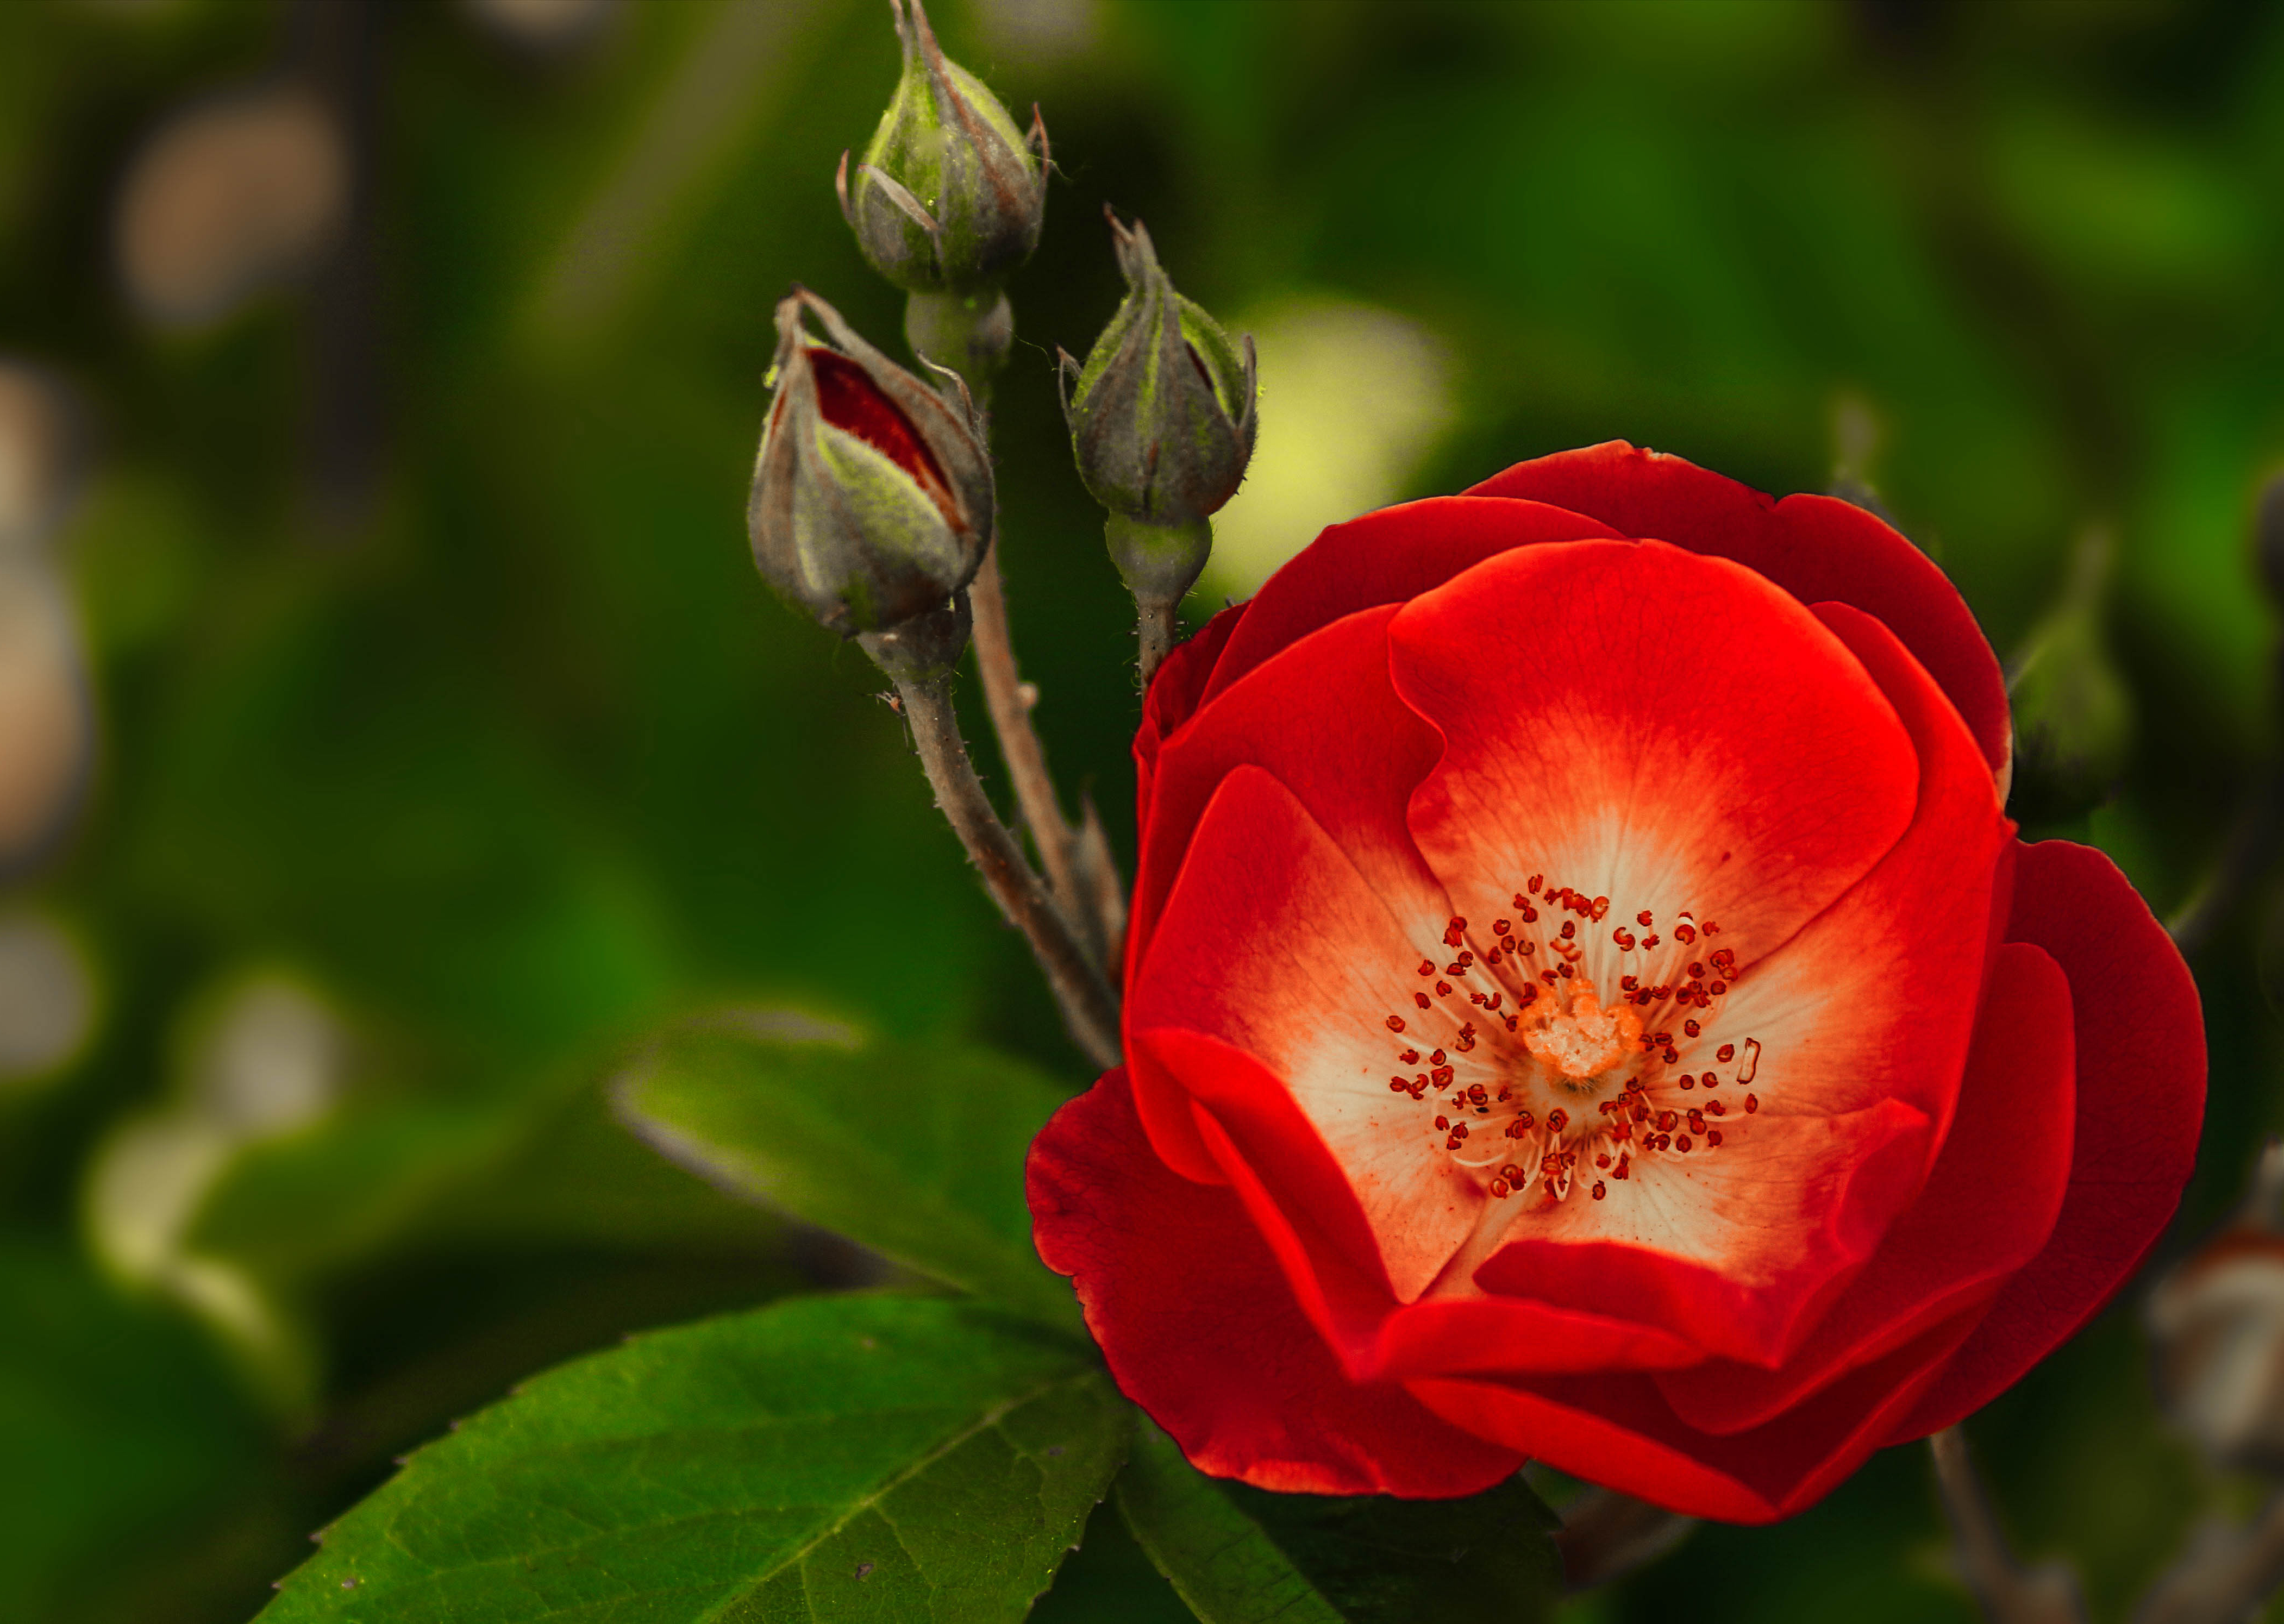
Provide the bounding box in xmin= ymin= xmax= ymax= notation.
xmin=3 ymin=0 xmax=2282 ymax=1619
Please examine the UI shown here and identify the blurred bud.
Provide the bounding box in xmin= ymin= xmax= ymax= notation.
xmin=83 ymin=970 xmax=342 ymax=1415
xmin=0 ymin=362 xmax=89 ymax=556
xmin=1826 ymin=390 xmax=1901 ymax=531
xmin=115 ymin=82 xmax=348 ymax=330
xmin=2152 ymin=1141 xmax=2284 ymax=1472
xmin=1060 ymin=211 xmax=1256 ymax=606
xmin=0 ymin=910 xmax=96 ymax=1089
xmin=748 ymin=287 xmax=993 ymax=637
xmin=189 ymin=975 xmax=341 ymax=1138
xmin=0 ymin=560 xmax=93 ymax=873
xmin=2255 ymin=469 xmax=2284 ymax=610
xmin=837 ymin=0 xmax=1048 ymax=297
xmin=2006 ymin=528 xmax=2133 ymax=826
xmin=464 ymin=0 xmax=618 ymax=55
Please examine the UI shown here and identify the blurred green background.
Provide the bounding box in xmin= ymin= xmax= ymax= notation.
xmin=2 ymin=0 xmax=2282 ymax=1619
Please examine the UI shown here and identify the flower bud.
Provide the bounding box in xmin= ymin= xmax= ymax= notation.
xmin=747 ymin=287 xmax=992 ymax=637
xmin=836 ymin=0 xmax=1047 ymax=297
xmin=2152 ymin=1142 xmax=2284 ymax=1472
xmin=2006 ymin=529 xmax=2133 ymax=827
xmin=1060 ymin=211 xmax=1256 ymax=606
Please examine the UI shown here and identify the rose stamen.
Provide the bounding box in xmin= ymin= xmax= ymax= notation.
xmin=1382 ymin=879 xmax=1763 ymax=1207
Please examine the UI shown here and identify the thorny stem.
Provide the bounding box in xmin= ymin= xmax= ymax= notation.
xmin=1137 ymin=597 xmax=1177 ymax=691
xmin=966 ymin=538 xmax=1094 ymax=953
xmin=2134 ymin=1495 xmax=2284 ymax=1624
xmin=1929 ymin=1427 xmax=2086 ymax=1624
xmin=894 ymin=668 xmax=1123 ymax=1071
xmin=1554 ymin=1487 xmax=1693 ymax=1592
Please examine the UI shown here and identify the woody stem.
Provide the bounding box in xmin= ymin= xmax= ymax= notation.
xmin=966 ymin=539 xmax=1094 ymax=953
xmin=904 ymin=286 xmax=1106 ymax=965
xmin=1136 ymin=597 xmax=1177 ymax=691
xmin=894 ymin=666 xmax=1123 ymax=1071
xmin=1553 ymin=1487 xmax=1693 ymax=1591
xmin=2133 ymin=1492 xmax=2284 ymax=1624
xmin=1929 ymin=1427 xmax=2086 ymax=1624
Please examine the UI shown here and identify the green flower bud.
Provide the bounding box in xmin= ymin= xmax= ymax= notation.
xmin=2007 ymin=529 xmax=2134 ymax=826
xmin=1060 ymin=211 xmax=1256 ymax=605
xmin=836 ymin=0 xmax=1047 ymax=297
xmin=747 ymin=286 xmax=992 ymax=637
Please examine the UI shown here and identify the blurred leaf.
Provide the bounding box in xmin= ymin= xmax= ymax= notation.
xmin=615 ymin=1012 xmax=1079 ymax=1328
xmin=1116 ymin=1422 xmax=1561 ymax=1624
xmin=259 ymin=1293 xmax=1129 ymax=1623
xmin=0 ymin=1234 xmax=268 ymax=1622
xmin=184 ymin=1077 xmax=779 ymax=1288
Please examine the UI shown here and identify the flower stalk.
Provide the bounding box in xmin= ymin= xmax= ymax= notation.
xmin=865 ymin=599 xmax=1122 ymax=1072
xmin=1929 ymin=1427 xmax=2086 ymax=1624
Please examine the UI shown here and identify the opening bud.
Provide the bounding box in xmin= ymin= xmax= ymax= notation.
xmin=1060 ymin=211 xmax=1257 ymax=606
xmin=2006 ymin=527 xmax=2133 ymax=827
xmin=836 ymin=0 xmax=1047 ymax=297
xmin=747 ymin=286 xmax=992 ymax=637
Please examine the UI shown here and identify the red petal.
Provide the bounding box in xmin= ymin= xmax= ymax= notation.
xmin=1027 ymin=1067 xmax=1525 ymax=1497
xmin=1466 ymin=442 xmax=2009 ymax=779
xmin=1130 ymin=765 xmax=1475 ymax=1300
xmin=1387 ymin=539 xmax=1920 ymax=985
xmin=1466 ymin=600 xmax=2006 ymax=1368
xmin=1197 ymin=497 xmax=1620 ymax=710
xmin=1131 ymin=605 xmax=1443 ymax=999
xmin=1410 ymin=1308 xmax=1979 ymax=1523
xmin=1887 ymin=839 xmax=2205 ymax=1438
xmin=1658 ymin=941 xmax=2076 ymax=1434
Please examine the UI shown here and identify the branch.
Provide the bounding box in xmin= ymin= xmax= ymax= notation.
xmin=894 ymin=666 xmax=1123 ymax=1072
xmin=966 ymin=537 xmax=1099 ymax=956
xmin=1136 ymin=597 xmax=1177 ymax=691
xmin=1554 ymin=1487 xmax=1693 ymax=1592
xmin=1929 ymin=1427 xmax=2086 ymax=1624
xmin=2134 ymin=1495 xmax=2284 ymax=1624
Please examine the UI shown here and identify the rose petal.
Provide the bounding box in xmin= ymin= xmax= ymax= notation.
xmin=1463 ymin=600 xmax=2005 ymax=1368
xmin=1027 ymin=1066 xmax=1525 ymax=1497
xmin=1464 ymin=442 xmax=2009 ymax=778
xmin=1659 ymin=940 xmax=2075 ymax=1434
xmin=1387 ymin=539 xmax=1919 ymax=997
xmin=1887 ymin=839 xmax=2205 ymax=1439
xmin=1130 ymin=764 xmax=1479 ymax=1300
xmin=1198 ymin=497 xmax=1621 ymax=709
xmin=1131 ymin=605 xmax=1444 ymax=1002
xmin=1410 ymin=1307 xmax=1979 ymax=1522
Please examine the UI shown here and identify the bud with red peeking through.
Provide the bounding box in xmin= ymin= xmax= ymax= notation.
xmin=746 ymin=286 xmax=992 ymax=651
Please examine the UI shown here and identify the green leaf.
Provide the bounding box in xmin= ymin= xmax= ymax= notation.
xmin=614 ymin=1013 xmax=1079 ymax=1327
xmin=1115 ymin=1422 xmax=1561 ymax=1624
xmin=260 ymin=1294 xmax=1130 ymax=1623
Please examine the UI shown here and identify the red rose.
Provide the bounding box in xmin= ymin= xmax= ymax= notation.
xmin=1027 ymin=442 xmax=2206 ymax=1521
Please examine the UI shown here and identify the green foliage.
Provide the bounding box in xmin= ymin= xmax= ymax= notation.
xmin=1117 ymin=1423 xmax=1561 ymax=1624
xmin=615 ymin=1015 xmax=1079 ymax=1329
xmin=260 ymin=1294 xmax=1129 ymax=1623
xmin=0 ymin=1239 xmax=269 ymax=1620
xmin=3 ymin=0 xmax=2282 ymax=1619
